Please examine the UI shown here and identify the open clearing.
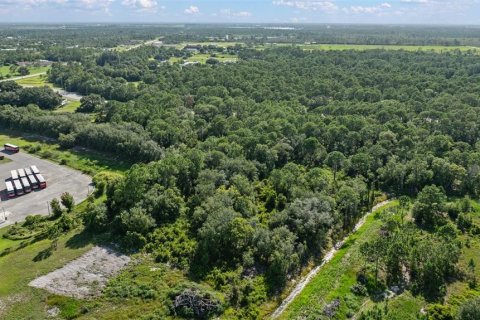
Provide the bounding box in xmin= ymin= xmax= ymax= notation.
xmin=255 ymin=43 xmax=480 ymax=53
xmin=0 ymin=150 xmax=92 ymax=226
xmin=0 ymin=65 xmax=50 ymax=78
xmin=14 ymin=74 xmax=50 ymax=87
xmin=273 ymin=201 xmax=398 ymax=319
xmin=29 ymin=246 xmax=130 ymax=298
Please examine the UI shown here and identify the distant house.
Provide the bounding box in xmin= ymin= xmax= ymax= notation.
xmin=17 ymin=60 xmax=53 ymax=67
xmin=184 ymin=44 xmax=202 ymax=52
xmin=150 ymin=41 xmax=164 ymax=48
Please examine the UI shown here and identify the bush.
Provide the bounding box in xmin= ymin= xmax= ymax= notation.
xmin=50 ymin=198 xmax=64 ymax=218
xmin=350 ymin=283 xmax=368 ymax=296
xmin=58 ymin=133 xmax=76 ymax=149
xmin=83 ymin=203 xmax=109 ymax=232
xmin=458 ymin=298 xmax=480 ymax=320
xmin=61 ymin=192 xmax=75 ymax=212
xmin=121 ymin=231 xmax=147 ymax=250
xmin=105 ymin=282 xmax=158 ymax=299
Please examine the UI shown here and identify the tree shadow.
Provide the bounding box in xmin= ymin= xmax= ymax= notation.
xmin=33 ymin=245 xmax=54 ymax=261
xmin=65 ymin=228 xmax=109 ymax=250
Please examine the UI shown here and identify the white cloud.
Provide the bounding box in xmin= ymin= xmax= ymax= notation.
xmin=1 ymin=0 xmax=113 ymax=12
xmin=219 ymin=8 xmax=252 ymax=18
xmin=272 ymin=0 xmax=339 ymax=13
xmin=345 ymin=2 xmax=393 ymax=14
xmin=122 ymin=0 xmax=160 ymax=12
xmin=0 ymin=0 xmax=66 ymax=7
xmin=184 ymin=5 xmax=199 ymax=15
xmin=236 ymin=11 xmax=252 ymax=17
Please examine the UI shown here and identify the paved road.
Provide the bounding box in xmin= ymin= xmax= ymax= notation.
xmin=52 ymin=88 xmax=83 ymax=101
xmin=1 ymin=72 xmax=84 ymax=101
xmin=0 ymin=150 xmax=92 ymax=227
xmin=0 ymin=72 xmax=47 ymax=83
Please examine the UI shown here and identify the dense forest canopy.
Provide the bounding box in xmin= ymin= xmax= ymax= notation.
xmin=1 ymin=24 xmax=480 ymax=319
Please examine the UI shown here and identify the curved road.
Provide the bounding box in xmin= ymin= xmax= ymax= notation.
xmin=270 ymin=199 xmax=392 ymax=319
xmin=0 ymin=72 xmax=84 ymax=101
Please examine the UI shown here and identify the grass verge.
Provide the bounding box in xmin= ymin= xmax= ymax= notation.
xmin=0 ymin=130 xmax=131 ymax=175
xmin=277 ymin=201 xmax=398 ymax=319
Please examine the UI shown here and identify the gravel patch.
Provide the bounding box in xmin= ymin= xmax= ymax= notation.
xmin=29 ymin=246 xmax=130 ymax=299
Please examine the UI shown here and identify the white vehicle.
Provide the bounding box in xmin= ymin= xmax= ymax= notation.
xmin=30 ymin=165 xmax=40 ymax=174
xmin=18 ymin=168 xmax=26 ymax=178
xmin=11 ymin=170 xmax=19 ymax=180
xmin=21 ymin=177 xmax=32 ymax=193
xmin=13 ymin=179 xmax=24 ymax=196
xmin=5 ymin=180 xmax=15 ymax=198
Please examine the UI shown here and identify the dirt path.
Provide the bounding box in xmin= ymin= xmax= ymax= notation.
xmin=270 ymin=200 xmax=392 ymax=319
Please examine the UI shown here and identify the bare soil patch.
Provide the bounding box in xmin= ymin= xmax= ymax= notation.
xmin=29 ymin=246 xmax=130 ymax=298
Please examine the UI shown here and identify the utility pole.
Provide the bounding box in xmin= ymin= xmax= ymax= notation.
xmin=1 ymin=207 xmax=5 ymax=222
xmin=47 ymin=201 xmax=51 ymax=217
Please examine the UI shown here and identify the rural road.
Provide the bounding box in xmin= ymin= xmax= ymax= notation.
xmin=270 ymin=199 xmax=392 ymax=319
xmin=0 ymin=72 xmax=84 ymax=101
xmin=0 ymin=72 xmax=47 ymax=83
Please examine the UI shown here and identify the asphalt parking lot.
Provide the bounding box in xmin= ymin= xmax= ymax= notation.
xmin=0 ymin=150 xmax=92 ymax=227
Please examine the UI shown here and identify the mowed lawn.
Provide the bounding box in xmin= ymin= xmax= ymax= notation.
xmin=54 ymin=100 xmax=81 ymax=113
xmin=15 ymin=74 xmax=51 ymax=87
xmin=0 ymin=65 xmax=50 ymax=77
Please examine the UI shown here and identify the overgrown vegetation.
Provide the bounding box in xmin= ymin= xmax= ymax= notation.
xmin=1 ymin=25 xmax=480 ymax=320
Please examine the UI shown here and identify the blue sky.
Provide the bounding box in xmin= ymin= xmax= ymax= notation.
xmin=1 ymin=0 xmax=480 ymax=24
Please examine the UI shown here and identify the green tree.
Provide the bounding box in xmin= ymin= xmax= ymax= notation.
xmin=326 ymin=151 xmax=346 ymax=182
xmin=18 ymin=66 xmax=30 ymax=76
xmin=77 ymin=94 xmax=105 ymax=113
xmin=412 ymin=185 xmax=447 ymax=228
xmin=60 ymin=192 xmax=75 ymax=212
xmin=50 ymin=198 xmax=63 ymax=218
xmin=458 ymin=298 xmax=480 ymax=320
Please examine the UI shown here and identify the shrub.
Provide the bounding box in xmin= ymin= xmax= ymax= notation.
xmin=458 ymin=298 xmax=480 ymax=320
xmin=50 ymin=198 xmax=64 ymax=218
xmin=82 ymin=203 xmax=109 ymax=232
xmin=61 ymin=192 xmax=75 ymax=212
xmin=351 ymin=283 xmax=368 ymax=296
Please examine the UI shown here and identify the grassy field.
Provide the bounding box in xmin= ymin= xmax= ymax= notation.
xmin=0 ymin=65 xmax=50 ymax=77
xmin=254 ymin=43 xmax=480 ymax=53
xmin=176 ymin=41 xmax=241 ymax=49
xmin=0 ymin=131 xmax=131 ymax=175
xmin=54 ymin=100 xmax=81 ymax=113
xmin=0 ymin=226 xmax=101 ymax=319
xmin=169 ymin=53 xmax=238 ymax=64
xmin=15 ymin=74 xmax=51 ymax=87
xmin=276 ymin=201 xmax=399 ymax=319
xmin=0 ymin=228 xmax=17 ymax=252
